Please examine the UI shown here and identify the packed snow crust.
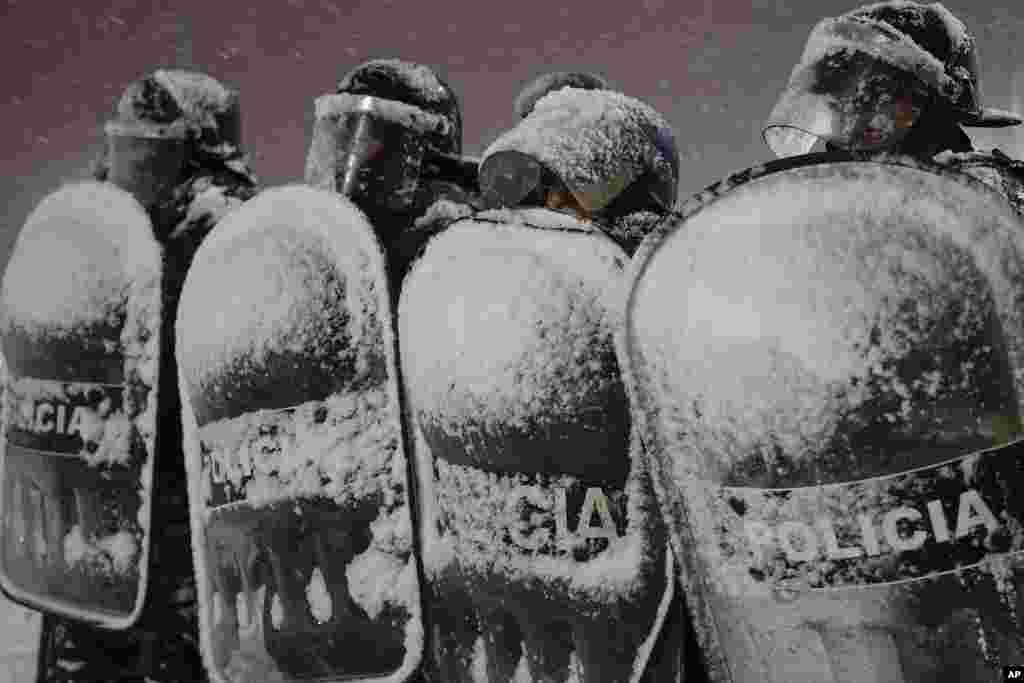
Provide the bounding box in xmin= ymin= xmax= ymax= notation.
xmin=513 ymin=71 xmax=611 ymax=119
xmin=178 ymin=185 xmax=387 ymax=414
xmin=483 ymin=88 xmax=677 ymax=212
xmin=621 ymin=159 xmax=1024 ymax=682
xmin=0 ymin=181 xmax=160 ymax=627
xmin=177 ymin=185 xmax=421 ymax=683
xmin=400 ymin=215 xmax=627 ymax=445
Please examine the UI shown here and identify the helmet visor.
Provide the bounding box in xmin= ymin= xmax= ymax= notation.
xmin=311 ymin=94 xmax=455 ymax=212
xmin=334 ymin=110 xmax=425 ymax=211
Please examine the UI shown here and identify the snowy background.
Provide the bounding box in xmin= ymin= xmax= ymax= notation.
xmin=0 ymin=0 xmax=1022 ymax=679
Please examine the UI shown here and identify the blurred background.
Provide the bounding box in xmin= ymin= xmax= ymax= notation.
xmin=0 ymin=0 xmax=1022 ymax=677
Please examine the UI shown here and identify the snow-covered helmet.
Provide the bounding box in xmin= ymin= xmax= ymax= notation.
xmin=337 ymin=58 xmax=463 ymax=156
xmin=101 ymin=70 xmax=244 ymax=209
xmin=479 ymin=88 xmax=680 ymax=220
xmin=763 ymin=1 xmax=1022 ymax=158
xmin=307 ymin=59 xmax=463 ymax=214
xmin=513 ymin=71 xmax=611 ymax=119
xmin=111 ymin=69 xmax=242 ymax=160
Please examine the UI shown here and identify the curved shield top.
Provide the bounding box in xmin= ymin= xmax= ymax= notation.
xmin=620 ymin=155 xmax=1024 ymax=683
xmin=0 ymin=180 xmax=161 ymax=629
xmin=176 ymin=184 xmax=421 ymax=683
xmin=398 ymin=207 xmax=678 ymax=682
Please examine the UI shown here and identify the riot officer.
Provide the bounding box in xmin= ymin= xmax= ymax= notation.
xmin=762 ymin=1 xmax=1024 ymax=210
xmin=305 ymin=58 xmax=483 ymax=295
xmin=35 ymin=69 xmax=257 ymax=683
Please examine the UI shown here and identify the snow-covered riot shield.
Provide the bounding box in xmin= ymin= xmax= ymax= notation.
xmin=399 ymin=207 xmax=678 ymax=682
xmin=620 ymin=154 xmax=1024 ymax=683
xmin=176 ymin=185 xmax=421 ymax=683
xmin=0 ymin=181 xmax=161 ymax=629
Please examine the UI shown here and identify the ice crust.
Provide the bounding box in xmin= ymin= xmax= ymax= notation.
xmin=177 ymin=185 xmax=421 ymax=683
xmin=621 ymin=159 xmax=1024 ymax=682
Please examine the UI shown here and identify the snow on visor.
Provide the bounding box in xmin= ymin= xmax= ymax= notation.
xmin=307 ymin=93 xmax=453 ymax=212
xmin=0 ymin=181 xmax=161 ymax=630
xmin=621 ymin=156 xmax=1024 ymax=683
xmin=482 ymin=88 xmax=678 ymax=214
xmin=177 ymin=185 xmax=421 ymax=683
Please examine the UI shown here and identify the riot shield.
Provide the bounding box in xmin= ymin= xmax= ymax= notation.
xmin=620 ymin=154 xmax=1024 ymax=683
xmin=176 ymin=185 xmax=422 ymax=683
xmin=0 ymin=181 xmax=161 ymax=629
xmin=399 ymin=207 xmax=678 ymax=682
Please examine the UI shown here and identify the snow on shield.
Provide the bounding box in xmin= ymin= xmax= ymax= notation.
xmin=176 ymin=185 xmax=421 ymax=682
xmin=619 ymin=155 xmax=1024 ymax=683
xmin=399 ymin=208 xmax=677 ymax=682
xmin=0 ymin=181 xmax=161 ymax=629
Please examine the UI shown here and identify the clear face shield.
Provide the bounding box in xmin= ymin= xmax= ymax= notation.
xmin=308 ymin=94 xmax=454 ymax=214
xmin=763 ymin=19 xmax=935 ymax=158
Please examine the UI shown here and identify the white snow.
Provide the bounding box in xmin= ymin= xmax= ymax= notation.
xmin=629 ymin=161 xmax=1015 ymax=487
xmin=1 ymin=181 xmax=158 ymax=335
xmin=305 ymin=567 xmax=332 ymax=624
xmin=474 ymin=207 xmax=602 ymax=233
xmin=346 ymin=549 xmax=413 ymax=621
xmin=412 ymin=198 xmax=474 ymax=232
xmin=270 ymin=593 xmax=283 ymax=630
xmin=399 ymin=216 xmax=627 ymax=441
xmin=482 ymin=88 xmax=676 ymax=212
xmin=178 ymin=185 xmax=384 ymax=402
xmin=797 ymin=8 xmax=965 ymax=106
xmin=315 ymin=93 xmax=453 ymax=137
xmin=340 ymin=59 xmax=451 ymax=104
xmin=63 ymin=526 xmax=138 ymax=576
